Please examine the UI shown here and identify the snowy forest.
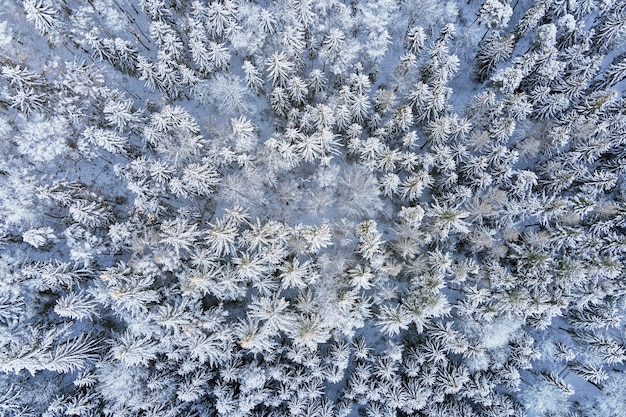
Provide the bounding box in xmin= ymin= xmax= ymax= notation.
xmin=1 ymin=0 xmax=626 ymax=415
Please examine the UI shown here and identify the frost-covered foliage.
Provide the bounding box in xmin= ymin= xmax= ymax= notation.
xmin=1 ymin=0 xmax=626 ymax=416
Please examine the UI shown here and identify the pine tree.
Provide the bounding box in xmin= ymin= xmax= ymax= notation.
xmin=266 ymin=51 xmax=295 ymax=88
xmin=22 ymin=226 xmax=56 ymax=248
xmin=308 ymin=69 xmax=327 ymax=95
xmin=242 ymin=60 xmax=264 ymax=94
xmin=399 ymin=171 xmax=434 ymax=201
xmin=270 ymin=86 xmax=290 ymax=116
xmin=476 ymin=32 xmax=514 ymax=81
xmin=188 ymin=17 xmax=211 ymax=73
xmin=103 ymin=91 xmax=145 ymax=132
xmin=0 ymin=325 xmax=99 ymax=375
xmin=83 ymin=126 xmax=128 ymax=155
xmin=96 ymin=38 xmax=139 ymax=75
xmin=597 ymin=53 xmax=626 ymax=88
xmin=318 ymin=28 xmax=343 ymax=63
xmin=477 ymin=0 xmax=513 ymax=30
xmin=376 ymin=304 xmax=410 ymax=336
xmin=137 ymin=55 xmax=160 ymax=91
xmin=593 ymin=10 xmax=626 ymax=52
xmin=337 ymin=165 xmax=383 ymax=218
xmin=303 ymin=223 xmax=333 ymax=253
xmin=287 ymin=76 xmax=309 ymax=105
xmin=288 ymin=313 xmax=331 ymax=350
xmin=54 ymin=292 xmax=99 ymax=320
xmin=206 ymin=0 xmax=238 ymax=39
xmin=349 ymin=93 xmax=371 ymax=124
xmin=111 ymin=331 xmax=159 ymax=368
xmin=181 ymin=161 xmax=221 ymax=196
xmin=7 ymin=86 xmax=47 ymax=116
xmin=1 ymin=65 xmax=46 ymax=90
xmin=356 ymin=220 xmax=384 ymax=262
xmin=406 ymin=25 xmax=426 ymax=54
xmin=427 ymin=199 xmax=471 ymax=239
xmin=69 ymin=200 xmax=110 ymax=228
xmin=159 ymin=217 xmax=200 ymax=253
xmin=207 ymin=41 xmax=231 ymax=72
xmin=22 ymin=260 xmax=92 ymax=290
xmin=295 ymin=132 xmax=325 ymax=163
xmin=258 ymin=8 xmax=276 ymax=34
xmin=23 ymin=0 xmax=64 ymax=41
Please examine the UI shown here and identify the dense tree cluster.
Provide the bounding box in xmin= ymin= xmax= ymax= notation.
xmin=1 ymin=0 xmax=626 ymax=416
